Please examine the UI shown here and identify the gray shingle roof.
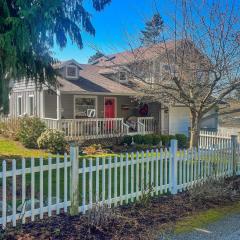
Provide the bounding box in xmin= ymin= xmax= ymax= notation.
xmin=58 ymin=64 xmax=137 ymax=95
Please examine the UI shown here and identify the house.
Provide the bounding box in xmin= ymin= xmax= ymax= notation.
xmin=8 ymin=43 xmax=218 ymax=141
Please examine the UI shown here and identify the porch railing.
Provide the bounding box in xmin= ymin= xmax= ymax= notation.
xmin=137 ymin=117 xmax=156 ymax=134
xmin=42 ymin=117 xmax=156 ymax=140
xmin=43 ymin=118 xmax=128 ymax=140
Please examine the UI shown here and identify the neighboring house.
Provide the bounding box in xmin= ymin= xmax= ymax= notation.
xmin=8 ymin=42 xmax=218 ymax=141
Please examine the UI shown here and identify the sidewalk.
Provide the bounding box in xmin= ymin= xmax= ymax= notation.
xmin=169 ymin=213 xmax=240 ymax=240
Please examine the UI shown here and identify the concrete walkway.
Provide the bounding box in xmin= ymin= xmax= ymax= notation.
xmin=167 ymin=213 xmax=240 ymax=240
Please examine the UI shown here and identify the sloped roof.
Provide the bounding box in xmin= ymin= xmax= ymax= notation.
xmin=93 ymin=40 xmax=176 ymax=67
xmin=57 ymin=63 xmax=137 ymax=95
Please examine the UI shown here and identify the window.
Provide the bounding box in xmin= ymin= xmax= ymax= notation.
xmin=28 ymin=95 xmax=34 ymax=116
xmin=74 ymin=96 xmax=97 ymax=118
xmin=17 ymin=96 xmax=22 ymax=116
xmin=119 ymin=71 xmax=127 ymax=82
xmin=66 ymin=65 xmax=77 ymax=78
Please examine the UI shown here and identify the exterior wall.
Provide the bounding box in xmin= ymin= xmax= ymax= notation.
xmin=9 ymin=80 xmax=43 ymax=117
xmin=60 ymin=94 xmax=159 ymax=121
xmin=44 ymin=91 xmax=57 ymax=119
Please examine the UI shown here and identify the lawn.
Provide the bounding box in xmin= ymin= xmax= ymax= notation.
xmin=0 ymin=137 xmax=49 ymax=160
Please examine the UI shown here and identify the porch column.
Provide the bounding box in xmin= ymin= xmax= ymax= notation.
xmin=40 ymin=90 xmax=45 ymax=118
xmin=161 ymin=108 xmax=165 ymax=134
xmin=56 ymin=89 xmax=61 ymax=120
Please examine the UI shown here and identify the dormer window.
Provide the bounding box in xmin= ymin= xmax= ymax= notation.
xmin=119 ymin=71 xmax=128 ymax=83
xmin=66 ymin=65 xmax=78 ymax=78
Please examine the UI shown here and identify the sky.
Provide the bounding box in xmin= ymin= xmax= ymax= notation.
xmin=52 ymin=0 xmax=174 ymax=64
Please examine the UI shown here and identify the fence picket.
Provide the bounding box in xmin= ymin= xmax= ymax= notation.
xmin=120 ymin=154 xmax=123 ymax=204
xmin=2 ymin=161 xmax=7 ymax=229
xmin=48 ymin=157 xmax=52 ymax=217
xmin=114 ymin=156 xmax=118 ymax=207
xmin=108 ymin=157 xmax=112 ymax=208
xmin=31 ymin=157 xmax=35 ymax=222
xmin=125 ymin=153 xmax=129 ymax=204
xmin=40 ymin=157 xmax=44 ymax=219
xmin=96 ymin=157 xmax=99 ymax=203
xmin=22 ymin=158 xmax=26 ymax=223
xmin=131 ymin=153 xmax=134 ymax=202
xmin=56 ymin=155 xmax=60 ymax=214
xmin=12 ymin=160 xmax=16 ymax=227
xmin=82 ymin=159 xmax=86 ymax=213
xmin=64 ymin=153 xmax=68 ymax=213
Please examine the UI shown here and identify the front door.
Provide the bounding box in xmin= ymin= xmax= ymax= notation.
xmin=104 ymin=98 xmax=116 ymax=118
xmin=104 ymin=98 xmax=116 ymax=130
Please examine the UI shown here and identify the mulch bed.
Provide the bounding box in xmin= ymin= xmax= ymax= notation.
xmin=2 ymin=176 xmax=240 ymax=240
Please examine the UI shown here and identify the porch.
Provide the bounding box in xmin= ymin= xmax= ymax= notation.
xmin=42 ymin=116 xmax=156 ymax=141
xmin=41 ymin=90 xmax=160 ymax=140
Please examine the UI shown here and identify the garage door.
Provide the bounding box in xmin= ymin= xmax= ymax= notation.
xmin=169 ymin=107 xmax=190 ymax=136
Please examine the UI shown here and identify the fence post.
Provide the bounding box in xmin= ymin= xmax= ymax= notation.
xmin=170 ymin=139 xmax=178 ymax=194
xmin=70 ymin=144 xmax=79 ymax=215
xmin=231 ymin=135 xmax=238 ymax=176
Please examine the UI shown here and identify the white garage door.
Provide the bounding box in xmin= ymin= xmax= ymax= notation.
xmin=169 ymin=107 xmax=190 ymax=136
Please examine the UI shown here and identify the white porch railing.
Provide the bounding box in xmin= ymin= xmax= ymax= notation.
xmin=137 ymin=117 xmax=156 ymax=134
xmin=42 ymin=117 xmax=156 ymax=140
xmin=43 ymin=118 xmax=129 ymax=140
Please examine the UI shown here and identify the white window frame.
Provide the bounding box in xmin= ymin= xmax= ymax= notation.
xmin=66 ymin=65 xmax=78 ymax=79
xmin=74 ymin=95 xmax=98 ymax=119
xmin=119 ymin=71 xmax=128 ymax=83
xmin=17 ymin=95 xmax=23 ymax=116
xmin=28 ymin=95 xmax=34 ymax=116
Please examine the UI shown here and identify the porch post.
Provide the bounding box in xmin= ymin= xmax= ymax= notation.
xmin=161 ymin=108 xmax=165 ymax=134
xmin=56 ymin=89 xmax=61 ymax=120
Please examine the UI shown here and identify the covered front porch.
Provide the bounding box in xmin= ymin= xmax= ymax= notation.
xmin=42 ymin=91 xmax=160 ymax=140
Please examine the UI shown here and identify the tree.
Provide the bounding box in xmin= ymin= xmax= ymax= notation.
xmin=122 ymin=0 xmax=240 ymax=147
xmin=88 ymin=51 xmax=104 ymax=63
xmin=0 ymin=0 xmax=111 ymax=113
xmin=140 ymin=13 xmax=164 ymax=46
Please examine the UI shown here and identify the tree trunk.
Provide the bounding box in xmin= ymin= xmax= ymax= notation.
xmin=189 ymin=111 xmax=201 ymax=148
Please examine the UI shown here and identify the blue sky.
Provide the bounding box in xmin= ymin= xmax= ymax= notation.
xmin=53 ymin=0 xmax=173 ymax=63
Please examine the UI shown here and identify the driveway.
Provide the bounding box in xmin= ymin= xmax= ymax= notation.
xmin=166 ymin=213 xmax=240 ymax=240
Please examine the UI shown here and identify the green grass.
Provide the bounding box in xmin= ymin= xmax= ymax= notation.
xmin=0 ymin=137 xmax=50 ymax=159
xmin=174 ymin=201 xmax=240 ymax=234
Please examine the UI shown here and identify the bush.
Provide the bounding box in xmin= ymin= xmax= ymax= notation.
xmin=18 ymin=117 xmax=46 ymax=148
xmin=0 ymin=118 xmax=21 ymax=140
xmin=152 ymin=134 xmax=161 ymax=145
xmin=175 ymin=134 xmax=188 ymax=148
xmin=160 ymin=135 xmax=176 ymax=147
xmin=37 ymin=129 xmax=67 ymax=153
xmin=121 ymin=135 xmax=133 ymax=145
xmin=133 ymin=134 xmax=144 ymax=144
xmin=142 ymin=134 xmax=153 ymax=145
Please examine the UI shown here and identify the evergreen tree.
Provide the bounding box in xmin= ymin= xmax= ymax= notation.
xmin=88 ymin=51 xmax=104 ymax=63
xmin=140 ymin=13 xmax=164 ymax=46
xmin=0 ymin=0 xmax=111 ymax=113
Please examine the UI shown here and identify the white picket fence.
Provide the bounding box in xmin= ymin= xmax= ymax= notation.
xmin=1 ymin=139 xmax=240 ymax=229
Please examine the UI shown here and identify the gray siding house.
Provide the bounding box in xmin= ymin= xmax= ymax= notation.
xmin=9 ymin=45 xmax=218 ymax=140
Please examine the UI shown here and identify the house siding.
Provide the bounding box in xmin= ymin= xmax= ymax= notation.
xmin=44 ymin=91 xmax=57 ymax=119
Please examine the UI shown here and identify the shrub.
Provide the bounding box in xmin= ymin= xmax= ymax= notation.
xmin=37 ymin=129 xmax=67 ymax=153
xmin=133 ymin=134 xmax=144 ymax=144
xmin=0 ymin=118 xmax=21 ymax=140
xmin=142 ymin=134 xmax=153 ymax=145
xmin=121 ymin=135 xmax=133 ymax=145
xmin=152 ymin=134 xmax=161 ymax=145
xmin=18 ymin=117 xmax=46 ymax=148
xmin=160 ymin=135 xmax=176 ymax=147
xmin=175 ymin=134 xmax=188 ymax=148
